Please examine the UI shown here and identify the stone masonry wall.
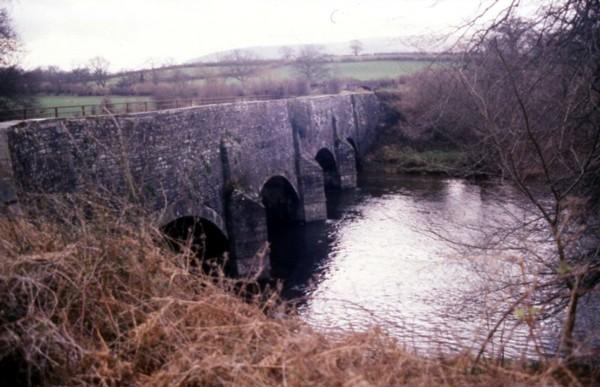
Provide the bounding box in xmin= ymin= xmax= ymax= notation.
xmin=2 ymin=92 xmax=380 ymax=276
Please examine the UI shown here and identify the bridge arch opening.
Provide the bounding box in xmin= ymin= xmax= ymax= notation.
xmin=346 ymin=137 xmax=361 ymax=171
xmin=260 ymin=176 xmax=300 ymax=227
xmin=260 ymin=175 xmax=302 ymax=277
xmin=161 ymin=216 xmax=233 ymax=275
xmin=315 ymin=148 xmax=341 ymax=191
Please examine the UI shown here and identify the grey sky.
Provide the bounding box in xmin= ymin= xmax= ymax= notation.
xmin=7 ymin=0 xmax=528 ymax=71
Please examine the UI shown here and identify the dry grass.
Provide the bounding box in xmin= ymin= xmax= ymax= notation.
xmin=0 ymin=198 xmax=590 ymax=386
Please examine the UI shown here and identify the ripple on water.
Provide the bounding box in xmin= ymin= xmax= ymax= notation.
xmin=274 ymin=175 xmax=598 ymax=358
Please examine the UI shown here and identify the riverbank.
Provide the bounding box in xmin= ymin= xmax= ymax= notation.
xmin=367 ymin=90 xmax=487 ymax=178
xmin=0 ymin=204 xmax=595 ymax=386
xmin=363 ymin=144 xmax=469 ymax=176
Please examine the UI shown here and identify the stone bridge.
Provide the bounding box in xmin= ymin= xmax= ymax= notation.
xmin=0 ymin=92 xmax=380 ymax=276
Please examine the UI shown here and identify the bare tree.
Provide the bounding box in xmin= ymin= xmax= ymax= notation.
xmin=161 ymin=57 xmax=175 ymax=68
xmin=0 ymin=8 xmax=35 ymax=115
xmin=69 ymin=66 xmax=91 ymax=84
xmin=46 ymin=65 xmax=66 ymax=92
xmin=88 ymin=56 xmax=110 ymax=87
xmin=0 ymin=7 xmax=17 ymax=67
xmin=418 ymin=2 xmax=600 ymax=359
xmin=221 ymin=49 xmax=258 ymax=89
xmin=144 ymin=58 xmax=161 ymax=84
xmin=292 ymin=45 xmax=329 ymax=86
xmin=279 ymin=46 xmax=294 ymax=62
xmin=349 ymin=39 xmax=363 ymax=56
xmin=396 ymin=0 xmax=600 ymax=361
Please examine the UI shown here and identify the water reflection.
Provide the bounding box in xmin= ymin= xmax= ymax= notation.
xmin=270 ymin=173 xmax=599 ymax=358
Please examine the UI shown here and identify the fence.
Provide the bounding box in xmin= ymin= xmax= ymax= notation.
xmin=0 ymin=95 xmax=275 ymax=122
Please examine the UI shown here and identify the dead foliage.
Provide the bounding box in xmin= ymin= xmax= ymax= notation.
xmin=0 ymin=200 xmax=591 ymax=386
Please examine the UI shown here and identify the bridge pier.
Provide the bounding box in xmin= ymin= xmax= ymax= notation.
xmin=226 ymin=190 xmax=270 ymax=278
xmin=335 ymin=139 xmax=358 ymax=189
xmin=296 ymin=155 xmax=327 ymax=222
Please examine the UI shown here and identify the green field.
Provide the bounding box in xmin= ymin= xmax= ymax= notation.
xmin=36 ymin=95 xmax=153 ymax=108
xmin=30 ymin=95 xmax=155 ymax=119
xmin=107 ymin=58 xmax=439 ymax=86
xmin=267 ymin=60 xmax=436 ymax=81
xmin=331 ymin=60 xmax=437 ymax=80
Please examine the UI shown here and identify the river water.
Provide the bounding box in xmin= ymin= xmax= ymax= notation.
xmin=270 ymin=173 xmax=600 ymax=358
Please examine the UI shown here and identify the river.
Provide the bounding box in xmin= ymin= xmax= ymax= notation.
xmin=269 ymin=173 xmax=600 ymax=359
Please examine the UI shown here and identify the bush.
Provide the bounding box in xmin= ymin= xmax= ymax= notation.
xmin=245 ymin=77 xmax=310 ymax=98
xmin=323 ymin=78 xmax=342 ymax=94
xmin=0 ymin=195 xmax=574 ymax=386
xmin=197 ymin=78 xmax=241 ymax=99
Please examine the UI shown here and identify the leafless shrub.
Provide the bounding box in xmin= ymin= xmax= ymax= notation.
xmin=405 ymin=0 xmax=600 ymax=361
xmin=197 ymin=78 xmax=241 ymax=99
xmin=0 ymin=192 xmax=585 ymax=386
xmin=323 ymin=78 xmax=342 ymax=94
xmin=246 ymin=77 xmax=310 ymax=98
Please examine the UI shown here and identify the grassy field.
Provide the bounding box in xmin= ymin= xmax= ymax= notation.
xmin=108 ymin=58 xmax=440 ymax=85
xmin=26 ymin=95 xmax=156 ymax=119
xmin=366 ymin=145 xmax=468 ymax=175
xmin=36 ymin=95 xmax=153 ymax=108
xmin=268 ymin=60 xmax=437 ymax=80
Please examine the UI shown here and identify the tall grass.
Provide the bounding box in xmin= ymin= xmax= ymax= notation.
xmin=0 ymin=195 xmax=589 ymax=386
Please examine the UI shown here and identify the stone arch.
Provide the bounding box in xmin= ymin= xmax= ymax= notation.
xmin=158 ymin=202 xmax=232 ymax=274
xmin=315 ymin=148 xmax=341 ymax=191
xmin=260 ymin=175 xmax=301 ymax=225
xmin=157 ymin=199 xmax=228 ymax=237
xmin=260 ymin=175 xmax=303 ymax=277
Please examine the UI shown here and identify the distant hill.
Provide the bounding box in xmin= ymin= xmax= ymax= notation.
xmin=187 ymin=36 xmax=446 ymax=64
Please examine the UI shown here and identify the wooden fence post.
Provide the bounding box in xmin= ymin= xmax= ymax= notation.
xmin=81 ymin=106 xmax=85 ymax=116
xmin=54 ymin=107 xmax=58 ymax=118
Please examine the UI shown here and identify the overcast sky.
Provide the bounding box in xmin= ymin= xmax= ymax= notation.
xmin=7 ymin=0 xmax=532 ymax=71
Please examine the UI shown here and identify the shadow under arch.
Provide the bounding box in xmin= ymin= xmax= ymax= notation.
xmin=157 ymin=201 xmax=233 ymax=275
xmin=260 ymin=175 xmax=302 ymax=278
xmin=260 ymin=175 xmax=301 ymax=227
xmin=315 ymin=148 xmax=341 ymax=191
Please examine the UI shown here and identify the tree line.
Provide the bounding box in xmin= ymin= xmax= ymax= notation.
xmin=0 ymin=8 xmax=370 ymax=115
